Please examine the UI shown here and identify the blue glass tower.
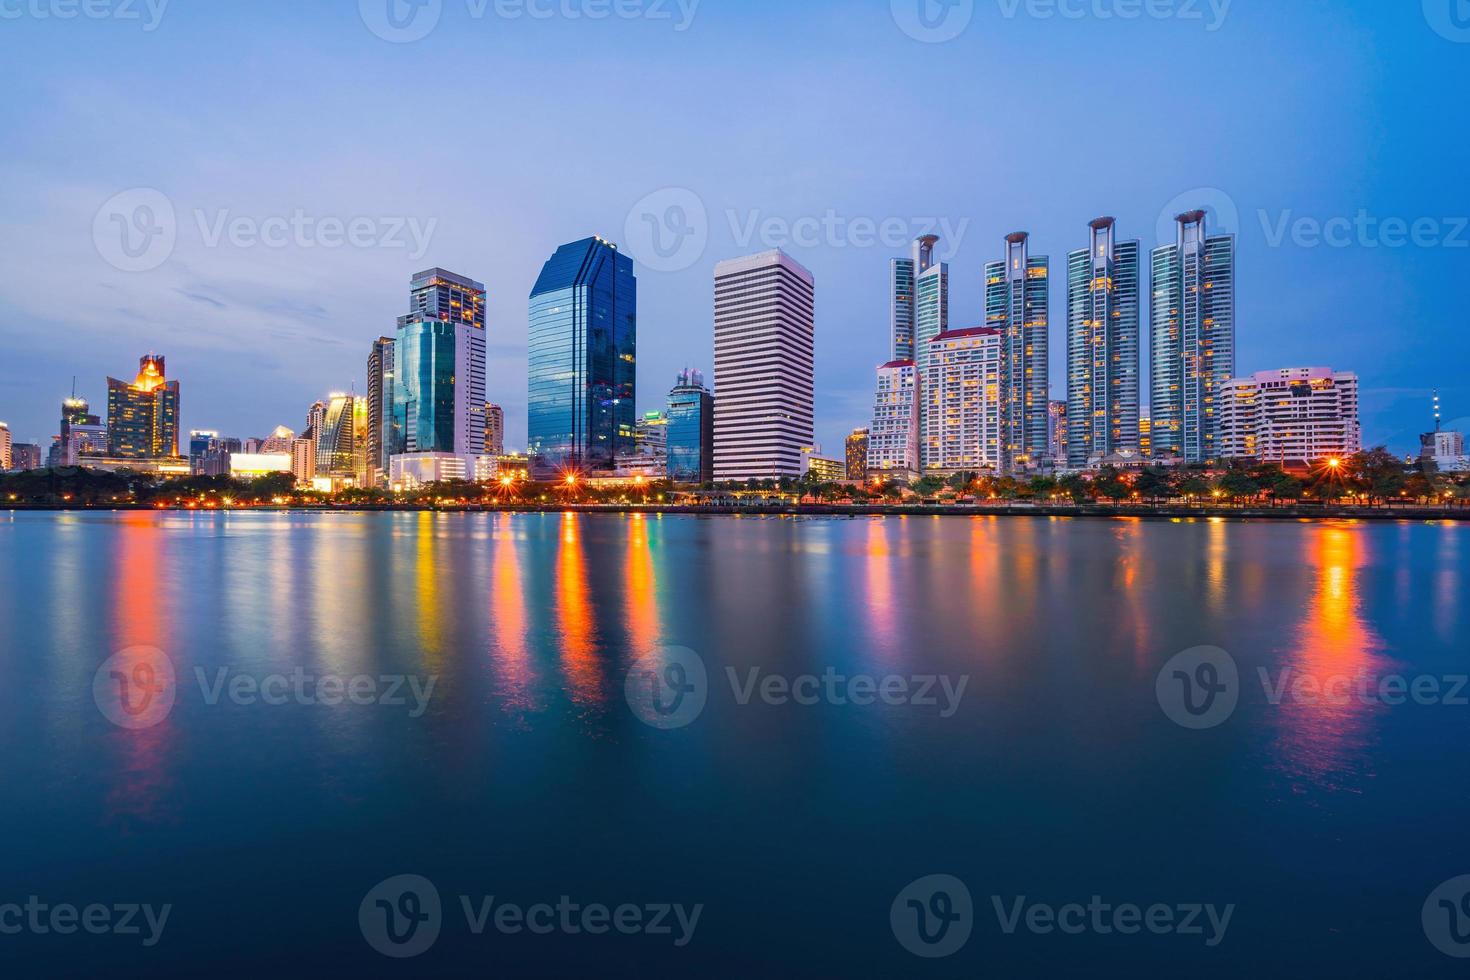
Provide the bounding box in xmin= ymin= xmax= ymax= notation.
xmin=527 ymin=237 xmax=636 ymax=477
xmin=665 ymin=368 xmax=713 ymax=485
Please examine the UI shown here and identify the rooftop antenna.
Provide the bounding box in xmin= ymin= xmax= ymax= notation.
xmin=1435 ymin=389 xmax=1442 ymax=433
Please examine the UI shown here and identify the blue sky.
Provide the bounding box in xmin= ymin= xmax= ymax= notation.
xmin=1 ymin=0 xmax=1467 ymax=455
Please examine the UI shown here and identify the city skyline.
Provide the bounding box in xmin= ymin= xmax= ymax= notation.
xmin=1 ymin=4 xmax=1463 ymax=457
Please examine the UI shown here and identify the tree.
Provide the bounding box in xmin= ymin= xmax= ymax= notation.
xmin=1133 ymin=468 xmax=1173 ymax=503
xmin=1092 ymin=466 xmax=1130 ymax=502
xmin=1215 ymin=470 xmax=1260 ymax=503
xmin=911 ymin=476 xmax=945 ymax=499
xmin=1345 ymin=447 xmax=1407 ymax=505
xmin=1057 ymin=474 xmax=1089 ymax=504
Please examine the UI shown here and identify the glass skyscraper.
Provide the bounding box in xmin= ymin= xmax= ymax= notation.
xmin=1150 ymin=210 xmax=1236 ymax=463
xmin=388 ymin=270 xmax=487 ymax=475
xmin=527 ymin=237 xmax=636 ymax=478
xmin=889 ymin=235 xmax=938 ymax=362
xmin=985 ymin=233 xmax=1050 ymax=473
xmin=665 ymin=368 xmax=713 ymax=485
xmin=1066 ymin=217 xmax=1141 ymax=467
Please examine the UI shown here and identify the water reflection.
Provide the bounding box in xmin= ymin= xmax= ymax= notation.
xmin=1270 ymin=525 xmax=1385 ymax=790
xmin=490 ymin=514 xmax=538 ymax=718
xmin=106 ymin=514 xmax=177 ymax=827
xmin=624 ymin=514 xmax=659 ymax=657
xmin=556 ymin=514 xmax=603 ymax=706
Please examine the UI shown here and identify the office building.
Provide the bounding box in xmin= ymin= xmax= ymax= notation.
xmin=399 ymin=268 xmax=486 ymax=331
xmin=528 ymin=237 xmax=636 ymax=477
xmin=712 ymin=249 xmax=815 ymax=482
xmin=922 ymin=327 xmax=1004 ymax=476
xmin=317 ymin=394 xmax=367 ymax=481
xmin=0 ymin=422 xmax=10 ymax=470
xmin=1218 ymin=367 xmax=1360 ymax=467
xmin=868 ymin=359 xmax=918 ymax=479
xmin=1067 ymin=217 xmax=1141 ymax=466
xmin=52 ymin=395 xmax=102 ymax=467
xmin=67 ymin=422 xmax=108 ymax=464
xmin=391 ymin=266 xmax=488 ymax=479
xmin=846 ymin=428 xmax=869 ymax=480
xmin=367 ymin=336 xmax=395 ymax=487
xmin=484 ymin=404 xmax=505 ymax=457
xmin=666 ymin=368 xmax=714 ymax=485
xmin=291 ymin=438 xmax=316 ymax=485
xmin=189 ymin=430 xmax=219 ymax=474
xmin=11 ymin=444 xmax=42 ymax=471
xmin=1151 ymin=210 xmax=1236 ymax=463
xmin=985 ymin=233 xmax=1050 ymax=472
xmin=1140 ymin=414 xmax=1153 ymax=459
xmin=106 ymin=355 xmax=181 ymax=460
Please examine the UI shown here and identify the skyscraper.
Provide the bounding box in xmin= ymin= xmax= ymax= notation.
xmin=868 ymin=360 xmax=918 ymax=478
xmin=0 ymin=422 xmax=10 ymax=471
xmin=484 ymin=404 xmax=505 ymax=457
xmin=1218 ymin=368 xmax=1360 ymax=466
xmin=400 ymin=268 xmax=486 ymax=331
xmin=528 ymin=237 xmax=636 ymax=478
xmin=317 ymin=394 xmax=364 ymax=478
xmin=367 ymin=336 xmax=395 ymax=487
xmin=712 ymin=249 xmax=815 ymax=483
xmin=986 ymin=234 xmax=1050 ymax=473
xmin=1067 ymin=217 xmax=1141 ymax=466
xmin=390 ymin=268 xmax=488 ymax=481
xmin=913 ymin=245 xmax=950 ymax=473
xmin=666 ymin=368 xmax=714 ymax=485
xmin=923 ymin=327 xmax=1004 ymax=475
xmin=51 ymin=394 xmax=101 ymax=467
xmin=1151 ymin=210 xmax=1236 ymax=463
xmin=891 ymin=234 xmax=940 ymax=362
xmin=106 ymin=355 xmax=180 ymax=459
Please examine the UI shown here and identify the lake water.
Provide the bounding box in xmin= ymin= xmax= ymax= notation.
xmin=1 ymin=511 xmax=1467 ymax=977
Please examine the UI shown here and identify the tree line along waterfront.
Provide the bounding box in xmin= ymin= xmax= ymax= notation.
xmin=4 ymin=448 xmax=1468 ymax=516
